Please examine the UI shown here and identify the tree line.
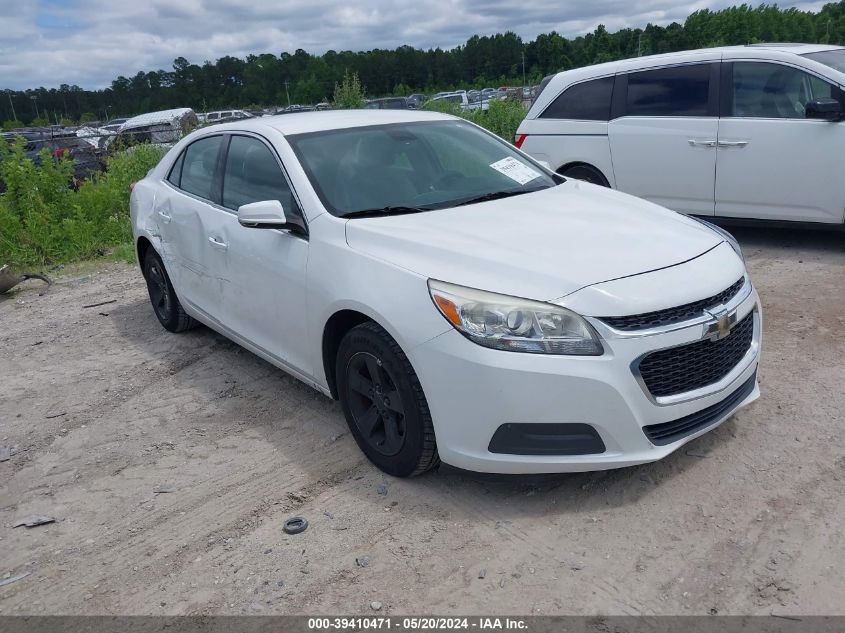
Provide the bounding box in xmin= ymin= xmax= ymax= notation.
xmin=4 ymin=2 xmax=845 ymax=126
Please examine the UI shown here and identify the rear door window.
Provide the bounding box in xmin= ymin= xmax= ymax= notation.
xmin=540 ymin=76 xmax=614 ymax=120
xmin=625 ymin=64 xmax=712 ymax=116
xmin=179 ymin=135 xmax=223 ymax=201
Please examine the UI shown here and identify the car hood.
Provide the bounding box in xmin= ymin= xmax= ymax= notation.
xmin=344 ymin=180 xmax=724 ymax=302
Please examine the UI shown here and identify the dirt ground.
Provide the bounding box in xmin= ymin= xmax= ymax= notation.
xmin=0 ymin=227 xmax=843 ymax=616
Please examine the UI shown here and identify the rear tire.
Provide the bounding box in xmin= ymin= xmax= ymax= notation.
xmin=142 ymin=249 xmax=197 ymax=333
xmin=560 ymin=164 xmax=609 ymax=187
xmin=336 ymin=321 xmax=439 ymax=477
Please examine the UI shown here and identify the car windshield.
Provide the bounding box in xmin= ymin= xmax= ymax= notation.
xmin=286 ymin=120 xmax=557 ymax=217
xmin=802 ymin=49 xmax=845 ymax=74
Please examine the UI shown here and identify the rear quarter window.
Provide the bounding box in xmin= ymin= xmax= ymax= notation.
xmin=167 ymin=151 xmax=185 ymax=187
xmin=540 ymin=76 xmax=615 ymax=121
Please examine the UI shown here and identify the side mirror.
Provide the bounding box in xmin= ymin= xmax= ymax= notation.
xmin=805 ymin=98 xmax=843 ymax=121
xmin=237 ymin=200 xmax=290 ymax=229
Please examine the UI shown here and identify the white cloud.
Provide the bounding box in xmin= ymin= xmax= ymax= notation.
xmin=0 ymin=0 xmax=827 ymax=89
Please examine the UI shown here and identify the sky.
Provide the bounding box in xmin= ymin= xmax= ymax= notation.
xmin=0 ymin=0 xmax=828 ymax=90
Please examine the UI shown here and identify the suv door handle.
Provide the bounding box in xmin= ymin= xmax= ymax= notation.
xmin=688 ymin=139 xmax=717 ymax=147
xmin=718 ymin=140 xmax=750 ymax=148
xmin=208 ymin=236 xmax=228 ymax=251
xmin=157 ymin=210 xmax=172 ymax=223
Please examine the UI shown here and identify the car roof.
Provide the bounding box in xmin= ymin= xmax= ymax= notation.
xmin=526 ymin=43 xmax=845 ymax=118
xmin=638 ymin=42 xmax=842 ymax=59
xmin=555 ymin=43 xmax=843 ymax=77
xmin=729 ymin=43 xmax=842 ymax=53
xmin=204 ymin=109 xmax=458 ymax=136
xmin=120 ymin=108 xmax=194 ymax=130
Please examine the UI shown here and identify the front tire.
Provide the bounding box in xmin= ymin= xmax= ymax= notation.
xmin=142 ymin=249 xmax=197 ymax=333
xmin=336 ymin=322 xmax=439 ymax=477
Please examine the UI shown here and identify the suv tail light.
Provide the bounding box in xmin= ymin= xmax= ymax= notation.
xmin=514 ymin=134 xmax=527 ymax=149
xmin=52 ymin=148 xmax=67 ymax=158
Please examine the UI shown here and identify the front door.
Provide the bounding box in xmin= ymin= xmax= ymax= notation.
xmin=212 ymin=134 xmax=312 ymax=376
xmin=715 ymin=61 xmax=845 ymax=223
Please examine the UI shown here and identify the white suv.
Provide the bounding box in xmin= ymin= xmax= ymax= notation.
xmin=516 ymin=44 xmax=845 ymax=224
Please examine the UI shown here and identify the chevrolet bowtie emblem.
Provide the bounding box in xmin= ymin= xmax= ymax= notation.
xmin=703 ymin=307 xmax=737 ymax=341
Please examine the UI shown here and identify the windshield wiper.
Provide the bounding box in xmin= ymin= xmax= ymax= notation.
xmin=454 ymin=189 xmax=535 ymax=207
xmin=341 ymin=205 xmax=433 ymax=219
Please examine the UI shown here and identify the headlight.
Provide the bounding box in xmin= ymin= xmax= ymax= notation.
xmin=693 ymin=217 xmax=744 ymax=262
xmin=428 ymin=280 xmax=603 ymax=355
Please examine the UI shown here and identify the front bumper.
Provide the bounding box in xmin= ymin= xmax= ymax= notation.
xmin=408 ymin=281 xmax=761 ymax=474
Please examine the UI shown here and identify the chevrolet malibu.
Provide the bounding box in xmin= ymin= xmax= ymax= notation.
xmin=130 ymin=110 xmax=761 ymax=477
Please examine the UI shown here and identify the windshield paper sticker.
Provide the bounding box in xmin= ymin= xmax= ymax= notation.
xmin=489 ymin=157 xmax=542 ymax=185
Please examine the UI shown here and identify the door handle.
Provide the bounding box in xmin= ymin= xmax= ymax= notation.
xmin=208 ymin=236 xmax=228 ymax=251
xmin=157 ymin=210 xmax=172 ymax=223
xmin=718 ymin=140 xmax=750 ymax=148
xmin=688 ymin=139 xmax=717 ymax=147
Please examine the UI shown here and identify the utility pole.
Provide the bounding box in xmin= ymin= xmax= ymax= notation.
xmin=284 ymin=80 xmax=291 ymax=107
xmin=638 ymin=33 xmax=642 ymax=57
xmin=30 ymin=95 xmax=38 ymax=120
xmin=6 ymin=90 xmax=16 ymax=122
xmin=521 ymin=51 xmax=526 ymax=88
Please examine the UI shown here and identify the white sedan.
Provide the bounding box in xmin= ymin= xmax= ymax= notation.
xmin=130 ymin=110 xmax=761 ymax=476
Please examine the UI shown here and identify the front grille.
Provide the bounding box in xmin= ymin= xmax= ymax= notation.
xmin=637 ymin=311 xmax=755 ymax=398
xmin=643 ymin=371 xmax=757 ymax=445
xmin=600 ymin=277 xmax=745 ymax=331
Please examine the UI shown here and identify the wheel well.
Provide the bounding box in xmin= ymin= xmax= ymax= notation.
xmin=322 ymin=310 xmax=373 ymax=399
xmin=557 ymin=162 xmax=610 ymax=187
xmin=136 ymin=237 xmax=152 ymax=270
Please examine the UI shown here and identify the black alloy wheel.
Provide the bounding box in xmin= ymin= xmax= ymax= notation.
xmin=346 ymin=351 xmax=407 ymax=456
xmin=336 ymin=322 xmax=438 ymax=477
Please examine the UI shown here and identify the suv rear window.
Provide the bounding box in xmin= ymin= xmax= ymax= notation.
xmin=540 ymin=76 xmax=614 ymax=121
xmin=625 ymin=64 xmax=711 ymax=117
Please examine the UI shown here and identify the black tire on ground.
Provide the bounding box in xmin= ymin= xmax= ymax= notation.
xmin=336 ymin=321 xmax=439 ymax=477
xmin=142 ymin=248 xmax=197 ymax=333
xmin=560 ymin=164 xmax=610 ymax=187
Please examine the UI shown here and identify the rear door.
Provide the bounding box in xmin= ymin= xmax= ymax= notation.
xmin=715 ymin=60 xmax=845 ymax=223
xmin=608 ymin=61 xmax=720 ymax=215
xmin=156 ymin=134 xmax=229 ymax=318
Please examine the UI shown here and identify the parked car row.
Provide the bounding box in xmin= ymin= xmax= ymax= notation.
xmin=1 ymin=127 xmax=105 ymax=191
xmin=28 ymin=44 xmax=845 ymax=480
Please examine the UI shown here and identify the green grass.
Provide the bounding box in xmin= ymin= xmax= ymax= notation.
xmin=0 ymin=141 xmax=166 ymax=269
